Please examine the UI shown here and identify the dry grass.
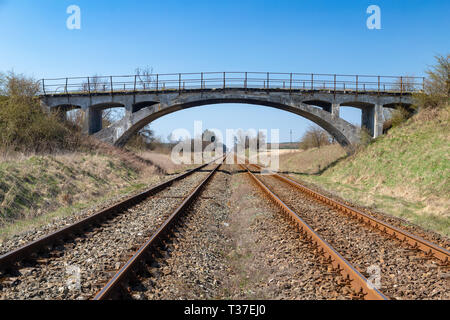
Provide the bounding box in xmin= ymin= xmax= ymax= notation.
xmin=277 ymin=144 xmax=347 ymax=175
xmin=0 ymin=134 xmax=213 ymax=239
xmin=0 ymin=145 xmax=168 ymax=237
xmin=223 ymin=174 xmax=273 ymax=298
xmin=137 ymin=151 xmax=198 ymax=174
xmin=77 ymin=137 xmax=162 ymax=174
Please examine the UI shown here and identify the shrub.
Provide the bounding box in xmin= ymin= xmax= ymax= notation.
xmin=0 ymin=72 xmax=81 ymax=153
xmin=389 ymin=107 xmax=410 ymax=128
xmin=359 ymin=126 xmax=372 ymax=147
xmin=413 ymin=54 xmax=449 ymax=110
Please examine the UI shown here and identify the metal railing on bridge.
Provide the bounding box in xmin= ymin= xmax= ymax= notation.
xmin=40 ymin=72 xmax=424 ymax=96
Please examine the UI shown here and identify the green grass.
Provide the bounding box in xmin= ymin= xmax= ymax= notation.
xmin=287 ymin=107 xmax=450 ymax=237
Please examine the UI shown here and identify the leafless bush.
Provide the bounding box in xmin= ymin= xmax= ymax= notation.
xmin=66 ymin=109 xmax=84 ymax=128
xmin=393 ymin=75 xmax=419 ymax=92
xmin=233 ymin=129 xmax=266 ymax=151
xmin=299 ymin=126 xmax=331 ymax=150
xmin=135 ymin=66 xmax=154 ymax=90
xmin=80 ymin=75 xmax=109 ymax=92
xmin=127 ymin=126 xmax=156 ymax=150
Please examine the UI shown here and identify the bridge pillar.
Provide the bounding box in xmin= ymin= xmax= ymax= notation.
xmin=83 ymin=108 xmax=103 ymax=135
xmin=331 ymin=103 xmax=340 ymax=118
xmin=361 ymin=106 xmax=375 ymax=137
xmin=124 ymin=104 xmax=134 ymax=118
xmin=373 ymin=104 xmax=384 ymax=138
xmin=322 ymin=103 xmax=339 ymax=117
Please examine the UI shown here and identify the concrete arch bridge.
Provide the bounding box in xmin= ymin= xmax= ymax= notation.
xmin=39 ymin=72 xmax=422 ymax=148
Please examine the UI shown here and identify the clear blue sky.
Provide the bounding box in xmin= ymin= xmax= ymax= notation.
xmin=1 ymin=0 xmax=448 ymax=145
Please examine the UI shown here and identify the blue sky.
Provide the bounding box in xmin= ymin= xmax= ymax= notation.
xmin=1 ymin=0 xmax=449 ymax=144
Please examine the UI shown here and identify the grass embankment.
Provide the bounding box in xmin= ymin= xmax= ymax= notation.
xmin=277 ymin=144 xmax=346 ymax=174
xmin=279 ymin=107 xmax=449 ymax=236
xmin=0 ymin=148 xmax=190 ymax=240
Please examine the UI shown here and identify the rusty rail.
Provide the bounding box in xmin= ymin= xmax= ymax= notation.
xmin=94 ymin=158 xmax=224 ymax=300
xmin=240 ymin=164 xmax=388 ymax=300
xmin=0 ymin=160 xmax=220 ymax=271
xmin=249 ymin=163 xmax=450 ymax=264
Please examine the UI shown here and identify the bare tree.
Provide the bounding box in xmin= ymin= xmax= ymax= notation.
xmin=256 ymin=130 xmax=266 ymax=150
xmin=393 ymin=74 xmax=418 ymax=92
xmin=234 ymin=129 xmax=251 ymax=150
xmin=66 ymin=109 xmax=84 ymax=128
xmin=232 ymin=129 xmax=265 ymax=151
xmin=202 ymin=129 xmax=216 ymax=143
xmin=81 ymin=74 xmax=108 ymax=92
xmin=139 ymin=126 xmax=154 ymax=143
xmin=126 ymin=125 xmax=155 ymax=150
xmin=414 ymin=53 xmax=450 ymax=109
xmin=299 ymin=125 xmax=331 ymax=150
xmin=135 ymin=66 xmax=154 ymax=90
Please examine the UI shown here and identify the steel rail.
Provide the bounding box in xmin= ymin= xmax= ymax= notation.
xmin=93 ymin=157 xmax=225 ymax=300
xmin=249 ymin=163 xmax=450 ymax=264
xmin=240 ymin=164 xmax=388 ymax=300
xmin=0 ymin=160 xmax=220 ymax=271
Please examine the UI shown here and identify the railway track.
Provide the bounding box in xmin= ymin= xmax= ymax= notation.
xmin=0 ymin=153 xmax=447 ymax=300
xmin=250 ymin=163 xmax=450 ymax=263
xmin=241 ymin=163 xmax=450 ymax=299
xmin=0 ymin=157 xmax=224 ymax=300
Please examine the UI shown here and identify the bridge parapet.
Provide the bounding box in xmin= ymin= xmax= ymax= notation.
xmin=39 ymin=72 xmax=423 ymax=96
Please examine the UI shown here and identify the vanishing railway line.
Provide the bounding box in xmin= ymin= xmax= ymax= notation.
xmin=0 ymin=154 xmax=448 ymax=300
xmin=242 ymin=163 xmax=450 ymax=299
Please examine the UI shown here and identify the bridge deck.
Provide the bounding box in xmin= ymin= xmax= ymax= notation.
xmin=40 ymin=87 xmax=415 ymax=98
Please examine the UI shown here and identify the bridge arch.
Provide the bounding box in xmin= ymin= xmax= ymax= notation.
xmin=93 ymin=93 xmax=361 ymax=150
xmin=303 ymin=99 xmax=332 ymax=109
xmin=52 ymin=103 xmax=83 ymax=111
xmin=383 ymin=102 xmax=414 ymax=110
xmin=90 ymin=102 xmax=125 ymax=110
xmin=132 ymin=101 xmax=159 ymax=113
xmin=47 ymin=104 xmax=83 ymax=123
